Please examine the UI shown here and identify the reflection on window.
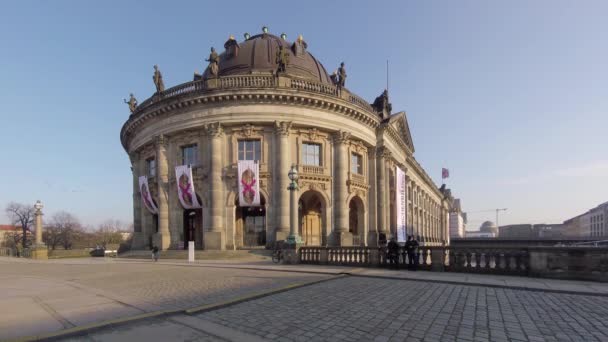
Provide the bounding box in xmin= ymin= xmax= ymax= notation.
xmin=302 ymin=143 xmax=321 ymax=166
xmin=147 ymin=158 xmax=156 ymax=177
xmin=238 ymin=140 xmax=261 ymax=161
xmin=351 ymin=153 xmax=362 ymax=174
xmin=182 ymin=145 xmax=198 ymax=166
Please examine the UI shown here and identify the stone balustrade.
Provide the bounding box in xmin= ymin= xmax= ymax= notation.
xmin=298 ymin=246 xmax=608 ymax=282
xmin=301 ymin=165 xmax=325 ymax=175
xmin=132 ymin=75 xmax=376 ymax=116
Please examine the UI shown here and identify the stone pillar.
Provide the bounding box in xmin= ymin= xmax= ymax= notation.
xmin=367 ymin=148 xmax=378 ymax=246
xmin=155 ymin=135 xmax=171 ymax=250
xmin=274 ymin=121 xmax=292 ymax=242
xmin=32 ymin=201 xmax=47 ymax=259
xmin=130 ymin=154 xmax=145 ymax=249
xmin=205 ymin=122 xmax=225 ymax=250
xmin=331 ymin=130 xmax=352 ymax=246
xmin=35 ymin=207 xmax=43 ymax=246
xmin=376 ymin=147 xmax=389 ymax=238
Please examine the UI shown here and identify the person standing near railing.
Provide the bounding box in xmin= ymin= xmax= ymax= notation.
xmin=405 ymin=235 xmax=419 ymax=271
xmin=387 ymin=237 xmax=399 ymax=269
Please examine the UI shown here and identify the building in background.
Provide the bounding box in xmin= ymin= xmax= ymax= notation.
xmin=449 ymin=198 xmax=466 ymax=238
xmin=466 ymin=221 xmax=498 ymax=238
xmin=0 ymin=225 xmax=20 ymax=247
xmin=499 ymin=223 xmax=565 ymax=239
xmin=563 ymin=202 xmax=607 ymax=238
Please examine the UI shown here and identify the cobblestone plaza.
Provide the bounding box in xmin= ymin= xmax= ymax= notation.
xmin=3 ymin=257 xmax=608 ymax=342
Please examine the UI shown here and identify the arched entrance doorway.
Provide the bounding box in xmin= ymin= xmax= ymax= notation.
xmin=298 ymin=190 xmax=325 ymax=246
xmin=235 ymin=195 xmax=267 ymax=248
xmin=183 ymin=206 xmax=203 ymax=250
xmin=349 ymin=196 xmax=365 ymax=246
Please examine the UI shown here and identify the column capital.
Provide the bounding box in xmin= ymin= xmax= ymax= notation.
xmin=205 ymin=122 xmax=224 ymax=138
xmin=332 ymin=130 xmax=351 ymax=144
xmin=274 ymin=121 xmax=292 ymax=136
xmin=154 ymin=134 xmax=168 ymax=148
xmin=376 ymin=146 xmax=392 ymax=159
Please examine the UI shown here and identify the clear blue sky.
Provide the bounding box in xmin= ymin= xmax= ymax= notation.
xmin=1 ymin=1 xmax=606 ymax=229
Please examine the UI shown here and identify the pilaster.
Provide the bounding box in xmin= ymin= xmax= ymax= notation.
xmin=155 ymin=134 xmax=171 ymax=250
xmin=205 ymin=122 xmax=225 ymax=250
xmin=130 ymin=152 xmax=145 ymax=249
xmin=274 ymin=121 xmax=292 ymax=241
xmin=331 ymin=130 xmax=352 ymax=246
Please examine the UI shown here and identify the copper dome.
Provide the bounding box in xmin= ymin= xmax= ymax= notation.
xmin=203 ymin=33 xmax=333 ymax=85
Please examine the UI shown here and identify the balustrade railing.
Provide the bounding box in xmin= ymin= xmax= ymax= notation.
xmin=302 ymin=165 xmax=325 ymax=175
xmin=298 ymin=246 xmax=530 ymax=276
xmin=131 ymin=75 xmax=378 ymax=118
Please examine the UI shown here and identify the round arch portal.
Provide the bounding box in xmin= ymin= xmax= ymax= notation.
xmin=298 ymin=190 xmax=327 ymax=246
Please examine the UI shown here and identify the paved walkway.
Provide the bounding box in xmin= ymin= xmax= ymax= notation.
xmin=2 ymin=257 xmax=608 ymax=341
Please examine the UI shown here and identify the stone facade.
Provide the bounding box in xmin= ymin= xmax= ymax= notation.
xmin=120 ymin=31 xmax=450 ymax=250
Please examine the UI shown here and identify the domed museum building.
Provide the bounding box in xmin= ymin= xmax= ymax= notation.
xmin=121 ymin=28 xmax=451 ymax=250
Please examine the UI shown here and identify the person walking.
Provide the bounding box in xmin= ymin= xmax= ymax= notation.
xmin=152 ymin=245 xmax=159 ymax=262
xmin=404 ymin=235 xmax=419 ymax=271
xmin=387 ymin=237 xmax=400 ymax=269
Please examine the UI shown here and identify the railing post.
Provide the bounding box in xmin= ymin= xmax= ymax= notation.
xmin=320 ymin=248 xmax=328 ymax=265
xmin=370 ymin=248 xmax=380 ymax=266
xmin=431 ymin=247 xmax=445 ymax=272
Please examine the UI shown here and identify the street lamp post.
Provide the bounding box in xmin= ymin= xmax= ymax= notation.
xmin=283 ymin=164 xmax=303 ymax=263
xmin=32 ymin=200 xmax=48 ymax=259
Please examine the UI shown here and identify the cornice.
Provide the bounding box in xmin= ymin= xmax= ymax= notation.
xmin=120 ymin=88 xmax=382 ymax=151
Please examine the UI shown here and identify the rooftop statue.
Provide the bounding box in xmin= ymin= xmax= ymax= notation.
xmin=275 ymin=45 xmax=290 ymax=74
xmin=123 ymin=93 xmax=138 ymax=114
xmin=372 ymin=89 xmax=392 ymax=116
xmin=153 ymin=65 xmax=165 ymax=93
xmin=337 ymin=62 xmax=347 ymax=88
xmin=224 ymin=35 xmax=240 ymax=59
xmin=206 ymin=47 xmax=220 ymax=78
xmin=292 ymin=34 xmax=308 ymax=56
xmin=330 ymin=70 xmax=338 ymax=86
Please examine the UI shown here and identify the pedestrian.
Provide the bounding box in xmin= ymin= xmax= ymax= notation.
xmin=152 ymin=245 xmax=159 ymax=262
xmin=378 ymin=232 xmax=387 ymax=247
xmin=387 ymin=237 xmax=400 ymax=269
xmin=404 ymin=235 xmax=419 ymax=271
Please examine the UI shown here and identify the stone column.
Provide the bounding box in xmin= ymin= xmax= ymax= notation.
xmin=32 ymin=201 xmax=47 ymax=259
xmin=155 ymin=134 xmax=171 ymax=250
xmin=205 ymin=122 xmax=225 ymax=250
xmin=331 ymin=130 xmax=352 ymax=246
xmin=367 ymin=148 xmax=378 ymax=246
xmin=274 ymin=121 xmax=292 ymax=242
xmin=376 ymin=147 xmax=389 ymax=238
xmin=130 ymin=153 xmax=144 ymax=249
xmin=34 ymin=206 xmax=43 ymax=246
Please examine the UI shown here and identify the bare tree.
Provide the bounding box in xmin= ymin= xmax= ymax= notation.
xmin=5 ymin=202 xmax=34 ymax=249
xmin=44 ymin=211 xmax=82 ymax=250
xmin=96 ymin=219 xmax=125 ymax=247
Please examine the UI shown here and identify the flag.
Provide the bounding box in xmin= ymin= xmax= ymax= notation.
xmin=442 ymin=168 xmax=450 ymax=179
xmin=238 ymin=160 xmax=260 ymax=206
xmin=175 ymin=165 xmax=202 ymax=209
xmin=138 ymin=176 xmax=158 ymax=214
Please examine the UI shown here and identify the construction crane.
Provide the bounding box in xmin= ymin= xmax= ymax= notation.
xmin=467 ymin=208 xmax=508 ymax=228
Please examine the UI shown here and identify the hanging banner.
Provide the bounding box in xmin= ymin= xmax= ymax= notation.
xmin=139 ymin=176 xmax=158 ymax=214
xmin=396 ymin=168 xmax=407 ymax=242
xmin=238 ymin=160 xmax=260 ymax=207
xmin=175 ymin=165 xmax=202 ymax=209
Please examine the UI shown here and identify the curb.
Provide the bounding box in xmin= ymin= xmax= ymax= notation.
xmin=347 ymin=272 xmax=608 ymax=298
xmin=8 ymin=274 xmax=346 ymax=342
